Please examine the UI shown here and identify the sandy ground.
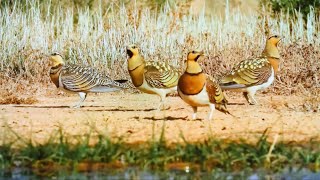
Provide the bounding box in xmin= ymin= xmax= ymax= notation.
xmin=1 ymin=92 xmax=319 ymax=146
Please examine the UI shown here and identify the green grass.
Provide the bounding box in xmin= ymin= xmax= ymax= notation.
xmin=1 ymin=126 xmax=320 ymax=176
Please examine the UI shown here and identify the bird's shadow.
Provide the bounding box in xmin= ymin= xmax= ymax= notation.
xmin=10 ymin=105 xmax=188 ymax=113
xmin=87 ymin=108 xmax=156 ymax=112
xmin=13 ymin=105 xmax=72 ymax=108
xmin=142 ymin=116 xmax=189 ymax=121
xmin=12 ymin=105 xmax=157 ymax=112
xmin=227 ymin=102 xmax=246 ymax=105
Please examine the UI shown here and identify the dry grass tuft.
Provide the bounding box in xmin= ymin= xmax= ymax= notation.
xmin=0 ymin=91 xmax=38 ymax=105
xmin=0 ymin=1 xmax=319 ymax=98
xmin=302 ymin=88 xmax=320 ymax=112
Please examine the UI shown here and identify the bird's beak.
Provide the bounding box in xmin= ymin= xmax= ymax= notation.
xmin=277 ymin=38 xmax=283 ymax=46
xmin=126 ymin=48 xmax=133 ymax=57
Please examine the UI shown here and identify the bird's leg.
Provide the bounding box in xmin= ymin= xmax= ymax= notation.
xmin=243 ymin=92 xmax=250 ymax=104
xmin=208 ymin=104 xmax=215 ymax=120
xmin=157 ymin=94 xmax=166 ymax=111
xmin=192 ymin=106 xmax=197 ymax=120
xmin=248 ymin=90 xmax=258 ymax=105
xmin=72 ymin=92 xmax=87 ymax=108
xmin=154 ymin=94 xmax=166 ymax=119
xmin=244 ymin=91 xmax=257 ymax=105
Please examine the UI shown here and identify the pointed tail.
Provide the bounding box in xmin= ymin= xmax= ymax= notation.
xmin=215 ymin=103 xmax=230 ymax=115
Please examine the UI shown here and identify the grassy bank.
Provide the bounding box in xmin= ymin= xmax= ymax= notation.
xmin=1 ymin=126 xmax=320 ymax=176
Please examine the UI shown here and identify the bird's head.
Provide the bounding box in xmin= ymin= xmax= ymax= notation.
xmin=127 ymin=45 xmax=139 ymax=58
xmin=262 ymin=35 xmax=281 ymax=59
xmin=187 ymin=50 xmax=204 ymax=62
xmin=49 ymin=52 xmax=64 ymax=66
xmin=185 ymin=50 xmax=204 ymax=74
xmin=267 ymin=35 xmax=281 ymax=46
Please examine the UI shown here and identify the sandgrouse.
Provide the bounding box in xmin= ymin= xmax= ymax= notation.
xmin=178 ymin=50 xmax=230 ymax=120
xmin=126 ymin=45 xmax=181 ymax=110
xmin=220 ymin=35 xmax=281 ymax=105
xmin=49 ymin=52 xmax=128 ymax=108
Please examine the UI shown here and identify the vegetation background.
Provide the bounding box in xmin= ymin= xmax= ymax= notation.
xmin=0 ymin=0 xmax=319 ymax=108
xmin=0 ymin=0 xmax=320 ymax=176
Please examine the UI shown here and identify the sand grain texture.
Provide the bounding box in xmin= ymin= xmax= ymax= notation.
xmin=0 ymin=93 xmax=319 ymax=146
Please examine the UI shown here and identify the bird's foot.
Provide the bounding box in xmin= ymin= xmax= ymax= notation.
xmin=244 ymin=92 xmax=258 ymax=105
xmin=248 ymin=98 xmax=258 ymax=105
xmin=70 ymin=104 xmax=81 ymax=108
xmin=157 ymin=104 xmax=170 ymax=111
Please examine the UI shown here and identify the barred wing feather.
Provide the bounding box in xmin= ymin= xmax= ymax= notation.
xmin=220 ymin=58 xmax=272 ymax=89
xmin=61 ymin=65 xmax=126 ymax=92
xmin=144 ymin=61 xmax=180 ymax=89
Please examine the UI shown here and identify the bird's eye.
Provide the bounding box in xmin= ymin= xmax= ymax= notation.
xmin=192 ymin=51 xmax=195 ymax=53
xmin=132 ymin=46 xmax=136 ymax=49
xmin=274 ymin=35 xmax=278 ymax=38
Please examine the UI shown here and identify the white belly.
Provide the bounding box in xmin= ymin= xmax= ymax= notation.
xmin=138 ymin=78 xmax=177 ymax=96
xmin=178 ymin=86 xmax=210 ymax=107
xmin=245 ymin=67 xmax=275 ymax=92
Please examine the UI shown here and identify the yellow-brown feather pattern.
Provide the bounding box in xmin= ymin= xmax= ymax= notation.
xmin=144 ymin=61 xmax=180 ymax=89
xmin=59 ymin=65 xmax=128 ymax=92
xmin=205 ymin=75 xmax=229 ymax=114
xmin=220 ymin=57 xmax=272 ymax=87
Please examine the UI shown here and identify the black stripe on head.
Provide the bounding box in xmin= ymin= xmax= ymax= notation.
xmin=127 ymin=49 xmax=133 ymax=58
xmin=51 ymin=52 xmax=61 ymax=56
xmin=195 ymin=55 xmax=201 ymax=61
xmin=269 ymin=35 xmax=279 ymax=39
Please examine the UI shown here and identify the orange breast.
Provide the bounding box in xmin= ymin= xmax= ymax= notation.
xmin=268 ymin=57 xmax=280 ymax=74
xmin=50 ymin=72 xmax=60 ymax=88
xmin=178 ymin=73 xmax=206 ymax=95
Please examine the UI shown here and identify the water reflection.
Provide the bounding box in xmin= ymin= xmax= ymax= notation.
xmin=1 ymin=167 xmax=320 ymax=179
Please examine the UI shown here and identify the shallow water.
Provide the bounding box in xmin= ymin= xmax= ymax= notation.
xmin=1 ymin=167 xmax=320 ymax=180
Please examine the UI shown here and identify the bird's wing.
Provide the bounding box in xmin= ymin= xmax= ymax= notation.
xmin=144 ymin=61 xmax=180 ymax=89
xmin=61 ymin=65 xmax=127 ymax=92
xmin=220 ymin=57 xmax=272 ymax=89
xmin=205 ymin=74 xmax=229 ymax=114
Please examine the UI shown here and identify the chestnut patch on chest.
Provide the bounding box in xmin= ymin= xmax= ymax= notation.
xmin=178 ymin=72 xmax=206 ymax=95
xmin=50 ymin=65 xmax=63 ymax=88
xmin=50 ymin=71 xmax=61 ymax=88
xmin=268 ymin=57 xmax=280 ymax=73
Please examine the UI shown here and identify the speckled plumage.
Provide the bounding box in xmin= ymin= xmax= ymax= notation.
xmin=49 ymin=52 xmax=128 ymax=108
xmin=220 ymin=35 xmax=281 ymax=105
xmin=144 ymin=61 xmax=180 ymax=89
xmin=51 ymin=65 xmax=127 ymax=92
xmin=221 ymin=57 xmax=272 ymax=87
xmin=127 ymin=45 xmax=181 ymax=110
